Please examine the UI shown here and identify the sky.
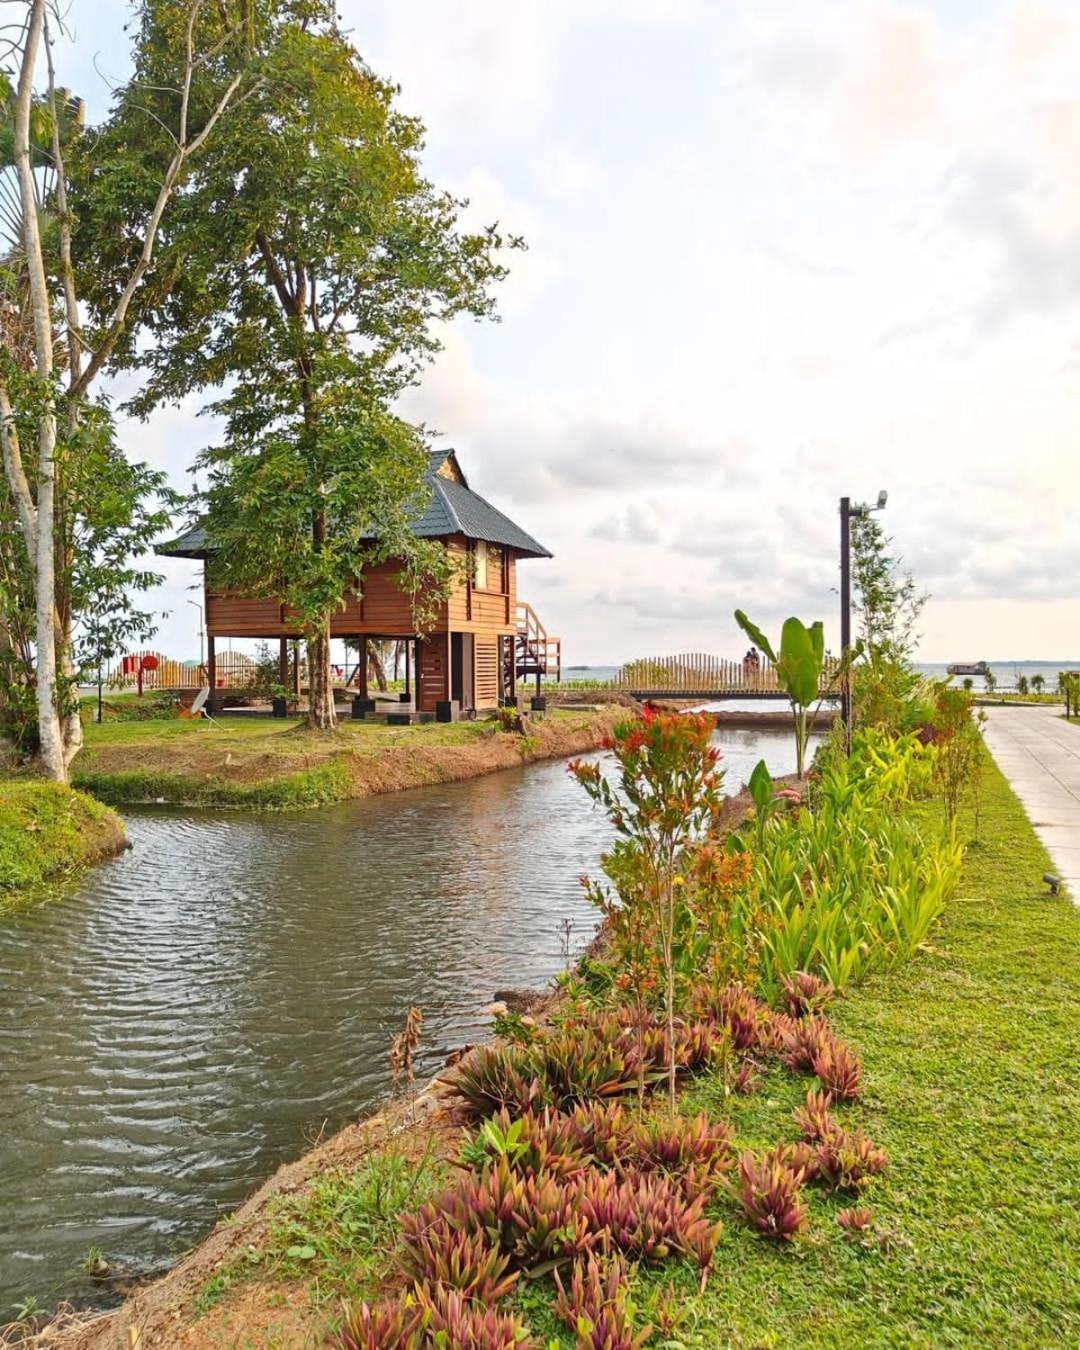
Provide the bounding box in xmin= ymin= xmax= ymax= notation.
xmin=53 ymin=0 xmax=1080 ymax=665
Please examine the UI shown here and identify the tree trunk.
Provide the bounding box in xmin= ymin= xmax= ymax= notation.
xmin=307 ymin=625 xmax=336 ymax=729
xmin=14 ymin=0 xmax=65 ymax=782
xmin=368 ymin=644 xmax=388 ymax=692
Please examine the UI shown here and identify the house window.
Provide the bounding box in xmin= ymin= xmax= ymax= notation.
xmin=474 ymin=539 xmax=488 ymax=589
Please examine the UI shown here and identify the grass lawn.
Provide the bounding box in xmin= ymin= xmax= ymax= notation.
xmin=616 ymin=753 xmax=1078 ymax=1348
xmin=0 ymin=780 xmax=125 ymax=904
xmin=71 ymin=706 xmax=610 ymax=808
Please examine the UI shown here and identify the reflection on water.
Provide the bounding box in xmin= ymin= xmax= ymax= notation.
xmin=0 ymin=727 xmax=810 ymax=1309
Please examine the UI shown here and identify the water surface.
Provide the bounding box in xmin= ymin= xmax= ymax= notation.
xmin=0 ymin=727 xmax=806 ymax=1310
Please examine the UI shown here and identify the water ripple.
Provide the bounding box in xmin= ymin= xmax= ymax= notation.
xmin=0 ymin=729 xmax=803 ymax=1309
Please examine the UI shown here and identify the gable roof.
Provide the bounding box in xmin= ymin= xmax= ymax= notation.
xmin=157 ymin=449 xmax=552 ymax=560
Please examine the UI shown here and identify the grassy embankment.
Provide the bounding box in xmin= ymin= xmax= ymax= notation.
xmin=71 ymin=706 xmax=618 ymax=809
xmin=0 ymin=780 xmax=125 ymax=909
xmin=60 ymin=751 xmax=1079 ymax=1348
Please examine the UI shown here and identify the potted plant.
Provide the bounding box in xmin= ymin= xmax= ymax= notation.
xmin=269 ymin=681 xmax=289 ymax=718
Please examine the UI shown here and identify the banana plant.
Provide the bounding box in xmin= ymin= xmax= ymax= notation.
xmin=734 ymin=611 xmax=826 ymax=777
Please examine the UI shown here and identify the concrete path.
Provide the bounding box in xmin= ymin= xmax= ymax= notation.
xmin=981 ymin=704 xmax=1080 ymax=901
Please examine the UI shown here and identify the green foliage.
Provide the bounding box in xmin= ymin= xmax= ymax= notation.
xmin=0 ymin=779 xmax=124 ymax=897
xmin=569 ymin=710 xmax=730 ymax=1108
xmin=261 ymin=1151 xmax=443 ymax=1302
xmin=74 ymin=758 xmax=352 ymax=809
xmin=733 ymin=611 xmax=828 ymax=776
xmin=849 ymin=512 xmax=927 ymax=665
xmin=754 ymin=731 xmax=963 ymax=989
xmin=0 ymin=387 xmax=174 ymax=749
xmin=77 ymin=0 xmax=522 ymax=718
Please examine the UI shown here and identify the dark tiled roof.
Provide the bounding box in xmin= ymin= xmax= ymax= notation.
xmin=156 ymin=450 xmax=551 ymax=560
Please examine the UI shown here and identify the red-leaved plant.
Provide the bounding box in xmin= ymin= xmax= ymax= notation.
xmin=812 ymin=1038 xmax=863 ymax=1100
xmin=776 ymin=1015 xmax=834 ymax=1073
xmin=397 ymin=1225 xmax=518 ymax=1305
xmin=780 ymin=971 xmax=835 ymax=1019
xmin=734 ymin=1151 xmax=810 ymax=1241
xmin=792 ymin=1087 xmax=838 ymax=1142
xmin=814 ymin=1129 xmax=888 ymax=1189
xmin=837 ymin=1205 xmax=876 ymax=1238
xmin=553 ymin=1254 xmax=652 ymax=1350
xmin=331 ymin=1283 xmax=534 ymax=1349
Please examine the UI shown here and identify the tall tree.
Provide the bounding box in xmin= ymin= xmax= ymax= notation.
xmin=0 ymin=0 xmax=257 ymax=779
xmin=78 ymin=0 xmax=521 ymax=728
xmin=850 ymin=513 xmax=927 ymax=666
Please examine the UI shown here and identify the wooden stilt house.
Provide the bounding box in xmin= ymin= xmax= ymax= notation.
xmin=157 ymin=450 xmax=560 ymax=715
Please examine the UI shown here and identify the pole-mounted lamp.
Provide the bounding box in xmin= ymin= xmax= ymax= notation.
xmin=839 ymin=490 xmax=888 ymax=737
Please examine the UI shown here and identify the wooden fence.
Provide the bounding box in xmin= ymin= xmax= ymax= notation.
xmin=104 ymin=652 xmax=264 ymax=691
xmin=612 ymin=652 xmax=840 ymax=695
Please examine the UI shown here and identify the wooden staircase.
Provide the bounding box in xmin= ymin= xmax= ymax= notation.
xmin=513 ymin=602 xmax=561 ymax=686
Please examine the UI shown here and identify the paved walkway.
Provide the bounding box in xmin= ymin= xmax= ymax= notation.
xmin=981 ymin=704 xmax=1080 ymax=902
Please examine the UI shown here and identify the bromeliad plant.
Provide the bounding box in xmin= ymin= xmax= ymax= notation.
xmin=570 ymin=709 xmax=727 ymax=1109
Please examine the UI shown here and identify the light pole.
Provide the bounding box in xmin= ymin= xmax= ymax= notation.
xmin=187 ymin=598 xmax=205 ymax=667
xmin=839 ymin=489 xmax=887 ymax=738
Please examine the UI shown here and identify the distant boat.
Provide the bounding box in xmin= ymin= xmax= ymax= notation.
xmin=946 ymin=661 xmax=990 ymax=677
xmin=566 ymin=664 xmax=589 ymax=671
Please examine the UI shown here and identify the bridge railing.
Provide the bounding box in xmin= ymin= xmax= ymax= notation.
xmin=611 ymin=652 xmax=840 ymax=695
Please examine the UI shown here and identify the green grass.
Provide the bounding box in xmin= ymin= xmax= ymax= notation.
xmin=82 ymin=715 xmax=494 ymax=751
xmin=197 ymin=1149 xmax=446 ymax=1317
xmin=0 ymin=779 xmax=125 ymax=902
xmin=73 ymin=760 xmax=355 ymax=809
xmin=616 ymin=756 xmax=1079 ymax=1347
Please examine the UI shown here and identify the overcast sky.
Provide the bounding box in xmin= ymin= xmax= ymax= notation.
xmin=57 ymin=0 xmax=1080 ymax=664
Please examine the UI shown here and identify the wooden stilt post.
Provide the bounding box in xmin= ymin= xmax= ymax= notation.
xmin=358 ymin=636 xmax=369 ymax=699
xmin=278 ymin=637 xmax=288 ymax=691
xmin=207 ymin=634 xmax=217 ymax=713
xmin=404 ymin=639 xmax=411 ymax=704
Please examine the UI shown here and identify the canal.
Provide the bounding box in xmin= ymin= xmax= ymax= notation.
xmin=0 ymin=725 xmax=811 ymax=1311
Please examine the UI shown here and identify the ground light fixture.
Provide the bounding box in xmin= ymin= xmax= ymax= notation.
xmin=839 ymin=490 xmax=887 ymax=736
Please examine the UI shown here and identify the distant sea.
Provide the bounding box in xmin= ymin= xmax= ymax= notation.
xmin=557 ymin=661 xmax=1080 ymax=694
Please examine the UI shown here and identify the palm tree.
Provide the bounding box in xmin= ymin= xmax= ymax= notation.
xmin=1032 ymin=674 xmax=1045 ymax=694
xmin=962 ymin=677 xmax=973 ymax=692
xmin=984 ymin=669 xmax=997 ymax=694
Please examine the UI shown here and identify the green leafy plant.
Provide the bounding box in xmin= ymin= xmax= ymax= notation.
xmin=733 ymin=611 xmax=830 ymax=777
xmin=570 ymin=709 xmax=727 ymax=1109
